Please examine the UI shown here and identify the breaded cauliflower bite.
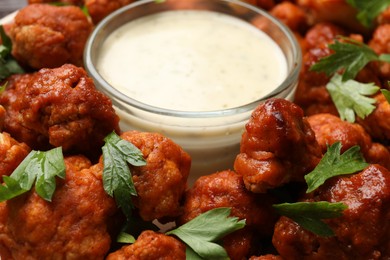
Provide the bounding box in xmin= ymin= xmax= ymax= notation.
xmin=308 ymin=113 xmax=390 ymax=169
xmin=273 ymin=164 xmax=390 ymax=259
xmin=242 ymin=0 xmax=276 ymax=10
xmin=0 ymin=64 xmax=120 ymax=159
xmin=9 ymin=4 xmax=92 ymax=69
xmin=0 ymin=156 xmax=118 ymax=259
xmin=270 ymin=2 xmax=309 ymax=33
xmin=106 ymin=230 xmax=186 ymax=260
xmin=0 ymin=132 xmax=30 ymax=181
xmin=357 ymin=93 xmax=390 ymax=142
xmin=120 ymin=131 xmax=191 ymax=222
xmin=28 ymin=0 xmax=84 ymax=5
xmin=369 ymin=23 xmax=390 ymax=81
xmin=179 ymin=170 xmax=279 ymax=259
xmin=234 ymin=98 xmax=322 ymax=193
xmin=85 ymin=0 xmax=135 ymax=24
xmin=296 ymin=0 xmax=366 ymax=32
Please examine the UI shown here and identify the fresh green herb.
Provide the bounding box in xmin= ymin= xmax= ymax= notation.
xmin=0 ymin=25 xmax=24 ymax=81
xmin=117 ymin=232 xmax=136 ymax=244
xmin=166 ymin=207 xmax=245 ymax=260
xmin=116 ymin=214 xmax=159 ymax=244
xmin=326 ymin=74 xmax=379 ymax=122
xmin=273 ymin=202 xmax=347 ymax=237
xmin=346 ymin=0 xmax=390 ymax=28
xmin=155 ymin=0 xmax=166 ymax=3
xmin=0 ymin=147 xmax=65 ymax=202
xmin=273 ymin=142 xmax=370 ymax=237
xmin=310 ymin=37 xmax=390 ymax=81
xmin=0 ymin=26 xmax=11 ymax=52
xmin=381 ymin=89 xmax=390 ymax=103
xmin=0 ymin=81 xmax=7 ymax=93
xmin=81 ymin=5 xmax=90 ymax=18
xmin=186 ymin=247 xmax=203 ymax=260
xmin=305 ymin=142 xmax=369 ymax=193
xmin=102 ymin=132 xmax=146 ymax=220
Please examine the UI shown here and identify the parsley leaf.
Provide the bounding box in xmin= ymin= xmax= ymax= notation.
xmin=381 ymin=89 xmax=390 ymax=103
xmin=0 ymin=25 xmax=24 ymax=81
xmin=186 ymin=247 xmax=203 ymax=260
xmin=166 ymin=207 xmax=245 ymax=259
xmin=0 ymin=81 xmax=7 ymax=93
xmin=81 ymin=5 xmax=90 ymax=18
xmin=116 ymin=214 xmax=159 ymax=244
xmin=102 ymin=132 xmax=146 ymax=220
xmin=0 ymin=26 xmax=12 ymax=52
xmin=273 ymin=202 xmax=347 ymax=237
xmin=117 ymin=232 xmax=136 ymax=244
xmin=305 ymin=142 xmax=369 ymax=193
xmin=326 ymin=74 xmax=379 ymax=122
xmin=310 ymin=38 xmax=380 ymax=81
xmin=273 ymin=142 xmax=369 ymax=237
xmin=0 ymin=147 xmax=66 ymax=202
xmin=346 ymin=0 xmax=390 ymax=28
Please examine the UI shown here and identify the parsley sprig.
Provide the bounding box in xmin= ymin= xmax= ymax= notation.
xmin=382 ymin=89 xmax=390 ymax=103
xmin=310 ymin=37 xmax=390 ymax=81
xmin=346 ymin=0 xmax=390 ymax=28
xmin=0 ymin=147 xmax=65 ymax=202
xmin=310 ymin=37 xmax=390 ymax=122
xmin=166 ymin=207 xmax=245 ymax=260
xmin=102 ymin=132 xmax=146 ymax=220
xmin=326 ymin=74 xmax=379 ymax=122
xmin=305 ymin=142 xmax=369 ymax=193
xmin=118 ymin=207 xmax=245 ymax=259
xmin=273 ymin=141 xmax=370 ymax=236
xmin=273 ymin=202 xmax=347 ymax=237
xmin=0 ymin=25 xmax=24 ymax=81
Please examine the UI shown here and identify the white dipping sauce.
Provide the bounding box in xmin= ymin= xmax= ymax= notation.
xmin=97 ymin=10 xmax=287 ymax=111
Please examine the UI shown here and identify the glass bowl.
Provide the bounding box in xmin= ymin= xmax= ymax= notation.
xmin=84 ymin=0 xmax=302 ymax=184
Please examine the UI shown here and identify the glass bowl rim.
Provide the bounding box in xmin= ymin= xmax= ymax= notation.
xmin=84 ymin=0 xmax=302 ymax=118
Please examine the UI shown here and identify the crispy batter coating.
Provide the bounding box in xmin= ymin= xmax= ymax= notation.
xmin=0 ymin=132 xmax=30 ymax=181
xmin=303 ymin=22 xmax=345 ymax=50
xmin=377 ymin=6 xmax=390 ymax=25
xmin=0 ymin=64 xmax=120 ymax=159
xmin=296 ymin=0 xmax=367 ymax=33
xmin=293 ymin=24 xmax=342 ymax=116
xmin=223 ymin=228 xmax=256 ymax=260
xmin=0 ymin=155 xmax=118 ymax=259
xmin=369 ymin=24 xmax=390 ymax=81
xmin=9 ymin=4 xmax=92 ymax=69
xmin=293 ymin=23 xmax=381 ymax=116
xmin=357 ymin=93 xmax=390 ymax=142
xmin=270 ymin=2 xmax=309 ymax=33
xmin=28 ymin=0 xmax=84 ymax=5
xmin=85 ymin=0 xmax=135 ymax=24
xmin=272 ymin=164 xmax=390 ymax=259
xmin=0 ymin=203 xmax=11 ymax=259
xmin=120 ymin=131 xmax=191 ymax=222
xmin=179 ymin=170 xmax=278 ymax=259
xmin=250 ymin=255 xmax=283 ymax=260
xmin=106 ymin=230 xmax=186 ymax=260
xmin=308 ymin=113 xmax=390 ymax=169
xmin=234 ymin=98 xmax=322 ymax=193
xmin=0 ymin=106 xmax=6 ymax=130
xmin=242 ymin=0 xmax=276 ymax=10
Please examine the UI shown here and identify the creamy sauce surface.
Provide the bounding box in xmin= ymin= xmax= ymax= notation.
xmin=97 ymin=10 xmax=288 ymax=111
